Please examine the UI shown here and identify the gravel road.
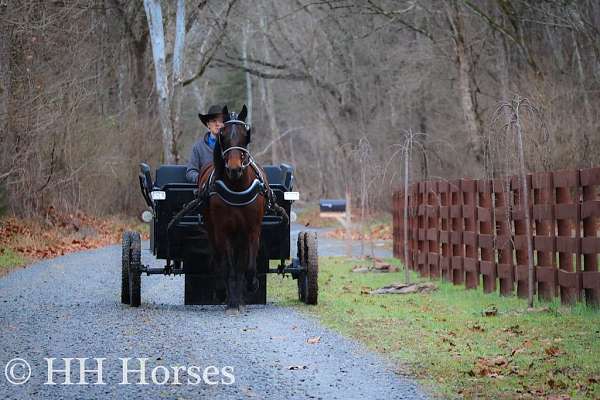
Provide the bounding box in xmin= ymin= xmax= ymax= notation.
xmin=0 ymin=237 xmax=426 ymax=399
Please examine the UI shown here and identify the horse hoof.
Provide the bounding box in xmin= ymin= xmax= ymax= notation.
xmin=225 ymin=307 xmax=240 ymax=316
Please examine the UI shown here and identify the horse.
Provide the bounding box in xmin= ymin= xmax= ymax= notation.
xmin=198 ymin=105 xmax=268 ymax=314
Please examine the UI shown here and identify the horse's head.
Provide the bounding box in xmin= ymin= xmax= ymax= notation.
xmin=216 ymin=105 xmax=252 ymax=181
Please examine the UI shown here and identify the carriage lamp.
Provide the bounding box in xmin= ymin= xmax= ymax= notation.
xmin=283 ymin=191 xmax=300 ymax=201
xmin=141 ymin=210 xmax=153 ymax=223
xmin=150 ymin=190 xmax=166 ymax=201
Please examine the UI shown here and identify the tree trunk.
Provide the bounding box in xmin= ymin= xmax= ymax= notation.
xmin=170 ymin=0 xmax=186 ymax=164
xmin=259 ymin=14 xmax=280 ymax=164
xmin=144 ymin=0 xmax=175 ymax=164
xmin=131 ymin=42 xmax=148 ymax=118
xmin=0 ymin=20 xmax=10 ymax=141
xmin=446 ymin=1 xmax=484 ymax=165
xmin=572 ymin=31 xmax=592 ymax=167
xmin=242 ymin=22 xmax=253 ymax=125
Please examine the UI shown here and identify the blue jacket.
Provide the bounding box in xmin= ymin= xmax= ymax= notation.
xmin=186 ymin=132 xmax=215 ymax=184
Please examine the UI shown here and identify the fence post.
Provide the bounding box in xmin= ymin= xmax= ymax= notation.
xmin=532 ymin=172 xmax=556 ymax=301
xmin=417 ymin=182 xmax=427 ymax=276
xmin=580 ymin=167 xmax=600 ymax=307
xmin=494 ymin=178 xmax=514 ymax=296
xmin=478 ymin=179 xmax=495 ymax=293
xmin=427 ymin=181 xmax=440 ymax=278
xmin=555 ymin=170 xmax=581 ymax=304
xmin=393 ymin=191 xmax=401 ymax=260
xmin=439 ymin=181 xmax=451 ymax=281
xmin=450 ymin=179 xmax=464 ymax=285
xmin=408 ymin=183 xmax=416 ymax=270
xmin=512 ymin=174 xmax=533 ymax=299
xmin=463 ymin=178 xmax=479 ymax=289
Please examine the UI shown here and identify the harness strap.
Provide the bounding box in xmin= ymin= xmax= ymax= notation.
xmin=209 ymin=178 xmax=264 ymax=207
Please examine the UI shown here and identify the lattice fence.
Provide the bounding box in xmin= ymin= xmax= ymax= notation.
xmin=392 ymin=168 xmax=600 ymax=305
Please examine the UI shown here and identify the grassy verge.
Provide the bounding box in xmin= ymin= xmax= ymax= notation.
xmin=0 ymin=247 xmax=28 ymax=276
xmin=268 ymin=257 xmax=600 ymax=399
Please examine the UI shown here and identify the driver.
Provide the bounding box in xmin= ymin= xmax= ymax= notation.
xmin=185 ymin=105 xmax=224 ymax=184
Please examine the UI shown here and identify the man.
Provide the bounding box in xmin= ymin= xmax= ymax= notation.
xmin=186 ymin=105 xmax=224 ymax=184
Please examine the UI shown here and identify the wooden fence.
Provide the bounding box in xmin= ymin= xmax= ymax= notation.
xmin=392 ymin=167 xmax=600 ymax=306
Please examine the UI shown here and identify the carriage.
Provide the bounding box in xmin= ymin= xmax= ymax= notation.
xmin=120 ymin=162 xmax=318 ymax=307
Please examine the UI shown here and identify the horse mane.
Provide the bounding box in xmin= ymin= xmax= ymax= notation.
xmin=213 ymin=139 xmax=225 ymax=178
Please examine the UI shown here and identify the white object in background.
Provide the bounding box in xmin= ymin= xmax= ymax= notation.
xmin=284 ymin=191 xmax=300 ymax=201
xmin=150 ymin=191 xmax=166 ymax=200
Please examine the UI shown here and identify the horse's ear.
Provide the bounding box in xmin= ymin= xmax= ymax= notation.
xmin=222 ymin=105 xmax=229 ymax=121
xmin=238 ymin=105 xmax=247 ymax=122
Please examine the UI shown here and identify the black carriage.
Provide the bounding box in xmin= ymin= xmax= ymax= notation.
xmin=120 ymin=163 xmax=318 ymax=307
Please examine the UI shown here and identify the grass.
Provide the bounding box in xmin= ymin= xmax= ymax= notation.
xmin=268 ymin=257 xmax=600 ymax=399
xmin=0 ymin=247 xmax=28 ymax=276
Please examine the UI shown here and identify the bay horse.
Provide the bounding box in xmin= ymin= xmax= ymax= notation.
xmin=198 ymin=105 xmax=268 ymax=314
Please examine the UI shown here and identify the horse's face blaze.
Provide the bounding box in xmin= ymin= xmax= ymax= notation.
xmin=220 ymin=123 xmax=249 ymax=181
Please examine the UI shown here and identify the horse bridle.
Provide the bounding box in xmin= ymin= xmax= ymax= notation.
xmin=218 ymin=119 xmax=252 ymax=169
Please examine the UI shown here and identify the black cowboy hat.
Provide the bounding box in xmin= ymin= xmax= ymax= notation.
xmin=198 ymin=104 xmax=224 ymax=127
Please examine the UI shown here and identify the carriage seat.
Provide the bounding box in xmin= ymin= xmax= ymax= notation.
xmin=152 ymin=164 xmax=293 ymax=190
xmin=154 ymin=165 xmax=190 ymax=189
xmin=263 ymin=164 xmax=294 ymax=190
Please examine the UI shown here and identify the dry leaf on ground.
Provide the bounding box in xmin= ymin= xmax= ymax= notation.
xmin=307 ymin=336 xmax=321 ymax=344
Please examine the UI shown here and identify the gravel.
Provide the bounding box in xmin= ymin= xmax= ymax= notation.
xmin=0 ymin=241 xmax=427 ymax=399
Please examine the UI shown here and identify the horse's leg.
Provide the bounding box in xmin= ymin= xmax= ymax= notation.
xmin=225 ymin=242 xmax=242 ymax=314
xmin=234 ymin=241 xmax=249 ymax=312
xmin=245 ymin=237 xmax=260 ymax=294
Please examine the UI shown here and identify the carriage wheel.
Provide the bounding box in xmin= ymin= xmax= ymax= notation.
xmin=296 ymin=232 xmax=306 ymax=302
xmin=121 ymin=232 xmax=132 ymax=304
xmin=128 ymin=231 xmax=142 ymax=307
xmin=303 ymin=232 xmax=319 ymax=305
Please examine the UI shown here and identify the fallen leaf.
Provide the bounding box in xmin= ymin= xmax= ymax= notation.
xmin=468 ymin=323 xmax=485 ymax=332
xmin=510 ymin=347 xmax=525 ymax=357
xmin=503 ymin=324 xmax=523 ymax=336
xmin=306 ymin=336 xmax=321 ymax=344
xmin=544 ymin=346 xmax=563 ymax=357
xmin=491 ymin=356 xmax=508 ymax=366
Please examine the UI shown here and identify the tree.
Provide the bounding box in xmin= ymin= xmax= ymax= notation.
xmin=144 ymin=0 xmax=186 ymax=164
